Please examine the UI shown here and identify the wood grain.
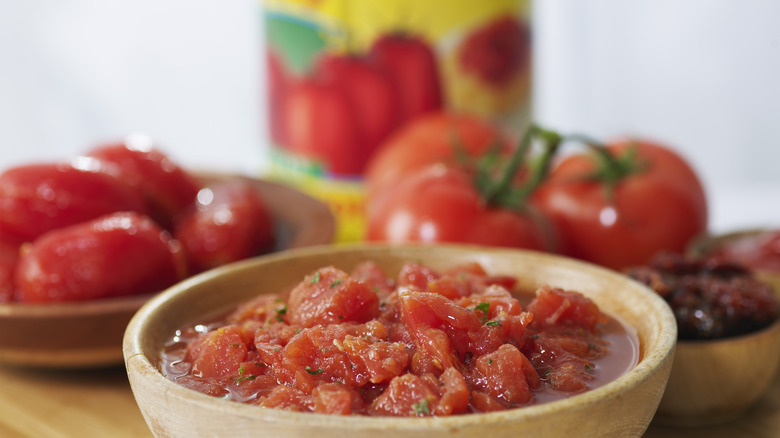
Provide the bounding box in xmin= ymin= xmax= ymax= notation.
xmin=0 ymin=363 xmax=776 ymax=438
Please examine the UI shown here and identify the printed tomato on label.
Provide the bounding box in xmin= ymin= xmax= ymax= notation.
xmin=174 ymin=180 xmax=275 ymax=273
xmin=533 ymin=139 xmax=708 ymax=270
xmin=85 ymin=136 xmax=203 ymax=229
xmin=366 ymin=124 xmax=561 ymax=251
xmin=369 ymin=33 xmax=443 ymax=124
xmin=0 ymin=161 xmax=148 ymax=241
xmin=15 ymin=212 xmax=186 ymax=303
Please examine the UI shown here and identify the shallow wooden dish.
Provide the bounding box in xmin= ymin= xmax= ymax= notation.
xmin=652 ymin=230 xmax=780 ymax=425
xmin=0 ymin=174 xmax=334 ymax=369
xmin=653 ymin=317 xmax=780 ymax=426
xmin=124 ymin=244 xmax=677 ymax=438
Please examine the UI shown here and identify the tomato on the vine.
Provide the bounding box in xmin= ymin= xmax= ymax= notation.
xmin=364 ymin=111 xmax=513 ymax=203
xmin=366 ymin=121 xmax=561 ymax=251
xmin=366 ymin=165 xmax=556 ymax=251
xmin=533 ymin=139 xmax=708 ymax=270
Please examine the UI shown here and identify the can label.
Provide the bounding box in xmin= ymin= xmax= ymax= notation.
xmin=263 ymin=0 xmax=532 ymax=242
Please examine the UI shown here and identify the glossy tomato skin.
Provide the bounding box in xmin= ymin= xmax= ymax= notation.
xmin=15 ymin=212 xmax=186 ymax=303
xmin=0 ymin=162 xmax=149 ymax=242
xmin=0 ymin=233 xmax=21 ymax=302
xmin=315 ymin=53 xmax=401 ymax=169
xmin=369 ymin=34 xmax=442 ymax=123
xmin=367 ymin=166 xmax=555 ymax=251
xmin=533 ymin=140 xmax=708 ymax=270
xmin=85 ymin=140 xmax=202 ymax=229
xmin=364 ymin=111 xmax=512 ymax=202
xmin=174 ymin=181 xmax=275 ymax=273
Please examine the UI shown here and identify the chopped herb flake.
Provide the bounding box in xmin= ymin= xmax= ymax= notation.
xmin=305 ymin=366 xmax=324 ymax=375
xmin=329 ymin=279 xmax=343 ymax=288
xmin=412 ymin=399 xmax=430 ymax=416
xmin=486 ymin=319 xmax=502 ymax=327
xmin=309 ymin=272 xmax=321 ymax=284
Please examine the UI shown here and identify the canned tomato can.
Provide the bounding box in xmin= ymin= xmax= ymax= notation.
xmin=263 ymin=0 xmax=532 ymax=242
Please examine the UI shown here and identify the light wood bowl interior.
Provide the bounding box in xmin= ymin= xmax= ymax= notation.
xmin=0 ymin=174 xmax=334 ymax=369
xmin=124 ymin=243 xmax=677 ymax=438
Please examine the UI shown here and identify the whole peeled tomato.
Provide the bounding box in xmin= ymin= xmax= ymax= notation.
xmin=369 ymin=33 xmax=442 ymax=124
xmin=366 ymin=165 xmax=555 ymax=251
xmin=85 ymin=136 xmax=203 ymax=229
xmin=0 ymin=233 xmax=21 ymax=302
xmin=15 ymin=212 xmax=187 ymax=303
xmin=314 ymin=52 xmax=401 ymax=170
xmin=174 ymin=180 xmax=275 ymax=273
xmin=533 ymin=139 xmax=708 ymax=270
xmin=0 ymin=161 xmax=149 ymax=242
xmin=283 ymin=75 xmax=365 ymax=176
xmin=364 ymin=111 xmax=513 ymax=203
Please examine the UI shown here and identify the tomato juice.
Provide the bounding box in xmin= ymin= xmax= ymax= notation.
xmin=161 ymin=260 xmax=639 ymax=416
xmin=262 ymin=0 xmax=532 ymax=242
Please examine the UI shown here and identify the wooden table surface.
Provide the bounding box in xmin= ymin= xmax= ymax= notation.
xmin=0 ymin=363 xmax=777 ymax=438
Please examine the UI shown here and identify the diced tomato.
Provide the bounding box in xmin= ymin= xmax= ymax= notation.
xmin=257 ymin=385 xmax=314 ymax=412
xmin=471 ymin=344 xmax=538 ymax=405
xmin=368 ymin=373 xmax=439 ymax=417
xmin=313 ymin=383 xmax=364 ymax=415
xmin=287 ymin=267 xmax=380 ymax=327
xmin=526 ymin=285 xmax=604 ymax=331
xmin=397 ymin=262 xmax=440 ymax=290
xmin=434 ymin=367 xmax=470 ymax=415
xmin=189 ymin=326 xmax=249 ymax=379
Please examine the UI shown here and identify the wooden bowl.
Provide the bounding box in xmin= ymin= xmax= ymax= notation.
xmin=653 ymin=318 xmax=780 ymax=426
xmin=649 ymin=230 xmax=780 ymax=425
xmin=124 ymin=244 xmax=677 ymax=438
xmin=0 ymin=175 xmax=334 ymax=369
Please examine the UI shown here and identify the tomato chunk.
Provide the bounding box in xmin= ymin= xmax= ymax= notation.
xmin=287 ymin=267 xmax=380 ymax=327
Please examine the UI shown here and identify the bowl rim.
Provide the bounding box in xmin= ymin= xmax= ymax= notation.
xmin=124 ymin=243 xmax=678 ymax=430
xmin=0 ymin=293 xmax=152 ymax=317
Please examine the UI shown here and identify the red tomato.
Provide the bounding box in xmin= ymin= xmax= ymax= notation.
xmin=0 ymin=233 xmax=21 ymax=302
xmin=85 ymin=138 xmax=202 ymax=229
xmin=458 ymin=15 xmax=532 ymax=87
xmin=267 ymin=48 xmax=290 ymax=146
xmin=315 ymin=53 xmax=400 ymax=166
xmin=366 ymin=166 xmax=555 ymax=251
xmin=0 ymin=162 xmax=148 ymax=241
xmin=15 ymin=212 xmax=186 ymax=303
xmin=364 ymin=111 xmax=512 ymax=202
xmin=283 ymin=75 xmax=365 ymax=175
xmin=369 ymin=33 xmax=442 ymax=123
xmin=174 ymin=181 xmax=275 ymax=273
xmin=533 ymin=139 xmax=708 ymax=270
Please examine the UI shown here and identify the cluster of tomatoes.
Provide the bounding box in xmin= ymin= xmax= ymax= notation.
xmin=0 ymin=137 xmax=275 ymax=303
xmin=364 ymin=111 xmax=709 ymax=272
xmin=269 ymin=32 xmax=442 ymax=176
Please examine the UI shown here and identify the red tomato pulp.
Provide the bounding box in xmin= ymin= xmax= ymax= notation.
xmin=162 ymin=261 xmax=638 ymax=416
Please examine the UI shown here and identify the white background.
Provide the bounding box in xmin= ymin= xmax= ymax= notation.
xmin=1 ymin=0 xmax=779 ymax=233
